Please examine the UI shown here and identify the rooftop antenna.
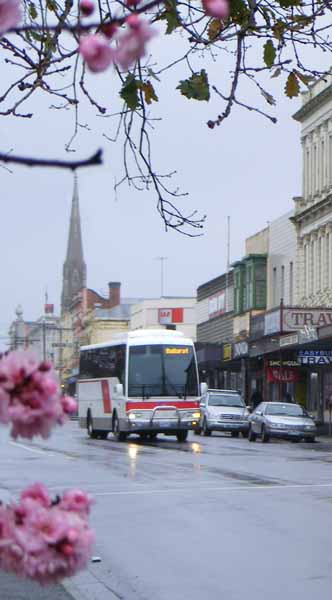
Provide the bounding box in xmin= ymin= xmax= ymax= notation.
xmin=155 ymin=257 xmax=168 ymax=297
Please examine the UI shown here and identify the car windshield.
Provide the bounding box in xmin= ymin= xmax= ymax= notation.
xmin=207 ymin=394 xmax=244 ymax=407
xmin=265 ymin=404 xmax=306 ymax=417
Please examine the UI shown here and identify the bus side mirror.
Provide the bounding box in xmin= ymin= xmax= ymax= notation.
xmin=114 ymin=383 xmax=123 ymax=396
xmin=200 ymin=382 xmax=208 ymax=395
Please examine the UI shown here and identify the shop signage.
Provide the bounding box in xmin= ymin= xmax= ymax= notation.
xmin=266 ymin=367 xmax=300 ymax=383
xmin=233 ymin=341 xmax=249 ymax=358
xmin=297 ymin=326 xmax=318 ymax=344
xmin=158 ymin=308 xmax=183 ymax=325
xmin=268 ymin=359 xmax=299 ymax=367
xmin=279 ymin=333 xmax=298 ymax=348
xmin=283 ymin=309 xmax=332 ymax=331
xmin=223 ymin=344 xmax=232 ymax=361
xmin=298 ymin=350 xmax=332 ymax=365
xmin=208 ymin=291 xmax=225 ymax=319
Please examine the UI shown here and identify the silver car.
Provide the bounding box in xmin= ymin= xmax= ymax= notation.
xmin=248 ymin=402 xmax=317 ymax=443
xmin=195 ymin=389 xmax=250 ymax=437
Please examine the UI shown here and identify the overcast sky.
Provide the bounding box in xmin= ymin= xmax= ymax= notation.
xmin=1 ymin=25 xmax=320 ymax=349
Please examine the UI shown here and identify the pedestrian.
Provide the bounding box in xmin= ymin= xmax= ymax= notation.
xmin=284 ymin=391 xmax=293 ymax=403
xmin=250 ymin=389 xmax=262 ymax=409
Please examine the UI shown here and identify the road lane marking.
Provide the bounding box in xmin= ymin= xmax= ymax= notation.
xmin=9 ymin=441 xmax=77 ymax=459
xmin=92 ymin=481 xmax=332 ymax=497
xmin=9 ymin=441 xmax=54 ymax=455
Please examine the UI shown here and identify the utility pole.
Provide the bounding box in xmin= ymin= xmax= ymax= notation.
xmin=155 ymin=256 xmax=168 ymax=297
xmin=42 ymin=319 xmax=46 ymax=361
xmin=225 ymin=216 xmax=231 ymax=312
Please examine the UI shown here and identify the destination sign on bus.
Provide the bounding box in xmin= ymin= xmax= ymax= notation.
xmin=164 ymin=347 xmax=190 ymax=355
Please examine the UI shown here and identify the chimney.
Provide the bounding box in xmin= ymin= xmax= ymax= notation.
xmin=108 ymin=282 xmax=121 ymax=309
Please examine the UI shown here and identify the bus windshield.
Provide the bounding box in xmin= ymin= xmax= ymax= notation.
xmin=128 ymin=344 xmax=198 ymax=398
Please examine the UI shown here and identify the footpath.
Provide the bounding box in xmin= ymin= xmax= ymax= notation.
xmin=0 ymin=571 xmax=74 ymax=600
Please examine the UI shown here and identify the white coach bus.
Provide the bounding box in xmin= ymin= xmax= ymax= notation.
xmin=78 ymin=329 xmax=203 ymax=442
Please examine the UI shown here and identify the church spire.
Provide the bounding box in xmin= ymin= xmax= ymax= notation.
xmin=61 ymin=174 xmax=87 ymax=313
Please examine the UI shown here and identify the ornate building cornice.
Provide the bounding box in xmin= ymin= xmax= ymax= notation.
xmin=293 ymin=84 xmax=332 ymax=123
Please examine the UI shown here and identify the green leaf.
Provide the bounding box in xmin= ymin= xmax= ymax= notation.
xmin=272 ymin=20 xmax=286 ymax=41
xmin=30 ymin=30 xmax=43 ymax=42
xmin=120 ymin=75 xmax=140 ymax=111
xmin=46 ymin=0 xmax=57 ymax=10
xmin=177 ymin=70 xmax=210 ymax=102
xmin=263 ymin=40 xmax=276 ymax=68
xmin=44 ymin=34 xmax=56 ymax=53
xmin=230 ymin=0 xmax=250 ymax=23
xmin=277 ymin=0 xmax=302 ymax=7
xmin=139 ymin=81 xmax=158 ymax=105
xmin=285 ymin=71 xmax=300 ymax=98
xmin=208 ymin=19 xmax=222 ymax=41
xmin=29 ymin=3 xmax=37 ymax=19
xmin=158 ymin=0 xmax=180 ymax=34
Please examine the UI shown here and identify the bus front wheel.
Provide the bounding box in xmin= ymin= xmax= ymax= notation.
xmin=176 ymin=430 xmax=188 ymax=443
xmin=113 ymin=414 xmax=127 ymax=442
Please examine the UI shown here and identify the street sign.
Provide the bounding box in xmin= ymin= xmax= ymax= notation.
xmin=52 ymin=343 xmax=74 ymax=348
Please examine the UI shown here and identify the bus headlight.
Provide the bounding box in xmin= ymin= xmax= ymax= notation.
xmin=128 ymin=412 xmax=144 ymax=421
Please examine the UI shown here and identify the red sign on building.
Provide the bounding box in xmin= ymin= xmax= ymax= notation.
xmin=158 ymin=308 xmax=184 ymax=325
xmin=266 ymin=367 xmax=300 ymax=383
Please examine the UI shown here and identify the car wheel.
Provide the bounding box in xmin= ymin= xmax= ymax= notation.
xmin=148 ymin=433 xmax=158 ymax=440
xmin=113 ymin=414 xmax=127 ymax=442
xmin=261 ymin=426 xmax=270 ymax=443
xmin=305 ymin=437 xmax=315 ymax=443
xmin=98 ymin=431 xmax=109 ymax=440
xmin=248 ymin=426 xmax=257 ymax=442
xmin=231 ymin=431 xmax=239 ymax=438
xmin=242 ymin=431 xmax=248 ymax=438
xmin=202 ymin=419 xmax=211 ymax=437
xmin=194 ymin=428 xmax=201 ymax=436
xmin=87 ymin=413 xmax=98 ymax=439
xmin=176 ymin=430 xmax=188 ymax=442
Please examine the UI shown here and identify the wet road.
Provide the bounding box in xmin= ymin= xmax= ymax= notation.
xmin=1 ymin=424 xmax=332 ymax=600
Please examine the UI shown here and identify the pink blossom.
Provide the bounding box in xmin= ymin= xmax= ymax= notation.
xmin=0 ymin=0 xmax=21 ymax=36
xmin=20 ymin=483 xmax=51 ymax=508
xmin=61 ymin=395 xmax=77 ymax=416
xmin=60 ymin=489 xmax=93 ymax=516
xmin=80 ymin=0 xmax=94 ymax=17
xmin=79 ymin=34 xmax=115 ymax=73
xmin=0 ymin=388 xmax=9 ymax=424
xmin=202 ymin=0 xmax=229 ymax=19
xmin=0 ymin=351 xmax=75 ymax=440
xmin=0 ymin=485 xmax=95 ymax=584
xmin=114 ymin=14 xmax=156 ymax=71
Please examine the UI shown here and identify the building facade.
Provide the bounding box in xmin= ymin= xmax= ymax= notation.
xmin=292 ymin=74 xmax=332 ymax=306
xmin=266 ymin=211 xmax=297 ymax=309
xmin=130 ymin=297 xmax=196 ymax=340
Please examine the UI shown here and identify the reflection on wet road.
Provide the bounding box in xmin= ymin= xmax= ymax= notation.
xmin=2 ymin=424 xmax=332 ymax=600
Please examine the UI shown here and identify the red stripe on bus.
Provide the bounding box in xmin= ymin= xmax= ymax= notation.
xmin=101 ymin=380 xmax=112 ymax=413
xmin=126 ymin=401 xmax=199 ymax=411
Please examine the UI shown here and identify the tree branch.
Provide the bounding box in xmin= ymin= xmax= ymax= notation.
xmin=0 ymin=149 xmax=103 ymax=169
